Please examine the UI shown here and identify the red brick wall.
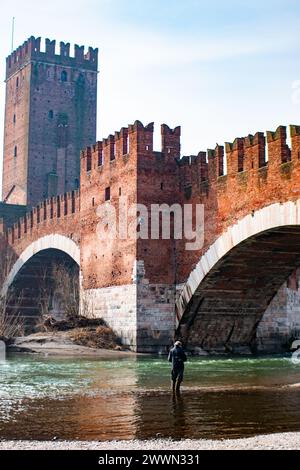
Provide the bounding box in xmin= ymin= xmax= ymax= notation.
xmin=4 ymin=190 xmax=80 ymax=258
xmin=4 ymin=121 xmax=300 ymax=315
xmin=2 ymin=37 xmax=97 ymax=207
xmin=175 ymin=125 xmax=300 ymax=284
xmin=2 ymin=63 xmax=31 ymax=204
xmin=80 ymin=124 xmax=138 ymax=289
xmin=4 ymin=121 xmax=300 ymax=352
xmin=136 ymin=124 xmax=180 ymax=285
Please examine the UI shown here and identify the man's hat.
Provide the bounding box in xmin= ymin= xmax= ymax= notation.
xmin=175 ymin=340 xmax=182 ymax=347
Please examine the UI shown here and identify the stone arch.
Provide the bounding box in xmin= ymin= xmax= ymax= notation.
xmin=176 ymin=200 xmax=300 ymax=330
xmin=3 ymin=234 xmax=80 ymax=294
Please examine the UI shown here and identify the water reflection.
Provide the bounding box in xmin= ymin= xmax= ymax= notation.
xmin=134 ymin=388 xmax=300 ymax=440
xmin=1 ymin=355 xmax=300 ymax=440
xmin=170 ymin=393 xmax=187 ymax=438
xmin=0 ymin=341 xmax=5 ymax=361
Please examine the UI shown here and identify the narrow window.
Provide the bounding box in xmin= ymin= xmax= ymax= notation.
xmin=110 ymin=143 xmax=115 ymax=161
xmin=105 ymin=187 xmax=111 ymax=201
xmin=238 ymin=154 xmax=244 ymax=173
xmin=64 ymin=194 xmax=68 ymax=216
xmin=71 ymin=191 xmax=76 ymax=213
xmin=16 ymin=77 xmax=19 ymax=88
xmin=161 ymin=182 xmax=164 ymax=190
xmin=92 ymin=197 xmax=95 ymax=207
xmin=57 ymin=196 xmax=61 ymax=218
xmin=14 ymin=146 xmax=17 ymax=158
xmin=123 ymin=134 xmax=129 ymax=155
xmin=13 ymin=114 xmax=16 ymax=124
xmin=127 ymin=135 xmax=130 ymax=154
xmin=61 ymin=70 xmax=67 ymax=82
xmin=98 ymin=149 xmax=103 ymax=166
xmin=48 ymin=110 xmax=54 ymax=119
xmin=43 ymin=201 xmax=47 ymax=220
xmin=87 ymin=153 xmax=92 ymax=172
xmin=119 ymin=188 xmax=122 ymax=196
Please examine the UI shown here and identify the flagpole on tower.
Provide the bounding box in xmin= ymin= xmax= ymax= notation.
xmin=11 ymin=17 xmax=15 ymax=52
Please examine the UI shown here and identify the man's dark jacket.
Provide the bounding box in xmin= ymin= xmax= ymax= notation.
xmin=168 ymin=345 xmax=187 ymax=370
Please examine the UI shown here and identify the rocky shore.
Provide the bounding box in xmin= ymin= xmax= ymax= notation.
xmin=6 ymin=332 xmax=138 ymax=358
xmin=0 ymin=433 xmax=300 ymax=450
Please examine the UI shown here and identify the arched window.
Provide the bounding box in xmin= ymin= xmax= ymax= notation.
xmin=77 ymin=73 xmax=85 ymax=87
xmin=47 ymin=68 xmax=54 ymax=79
xmin=61 ymin=71 xmax=67 ymax=82
xmin=14 ymin=146 xmax=17 ymax=158
xmin=105 ymin=187 xmax=111 ymax=201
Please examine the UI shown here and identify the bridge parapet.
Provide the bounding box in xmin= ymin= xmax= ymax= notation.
xmin=80 ymin=121 xmax=183 ymax=178
xmin=5 ymin=189 xmax=80 ymax=249
xmin=177 ymin=124 xmax=300 ymax=201
xmin=3 ymin=119 xmax=300 ymax=353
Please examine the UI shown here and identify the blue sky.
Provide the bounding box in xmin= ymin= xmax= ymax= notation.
xmin=1 ymin=0 xmax=300 ymax=191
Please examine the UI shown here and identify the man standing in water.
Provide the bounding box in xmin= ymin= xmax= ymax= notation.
xmin=168 ymin=341 xmax=187 ymax=394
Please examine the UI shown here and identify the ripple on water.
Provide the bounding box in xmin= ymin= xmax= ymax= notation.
xmin=1 ymin=354 xmax=300 ymax=440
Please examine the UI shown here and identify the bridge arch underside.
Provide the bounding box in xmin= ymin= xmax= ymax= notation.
xmin=7 ymin=248 xmax=79 ymax=333
xmin=177 ymin=226 xmax=300 ymax=354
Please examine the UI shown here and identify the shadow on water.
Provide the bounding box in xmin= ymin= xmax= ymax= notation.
xmin=1 ymin=354 xmax=300 ymax=440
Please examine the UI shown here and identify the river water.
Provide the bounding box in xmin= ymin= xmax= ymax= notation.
xmin=1 ymin=354 xmax=300 ymax=440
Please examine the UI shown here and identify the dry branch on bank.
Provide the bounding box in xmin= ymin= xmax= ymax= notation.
xmin=42 ymin=314 xmax=107 ymax=331
xmin=0 ymin=244 xmax=24 ymax=339
xmin=69 ymin=326 xmax=122 ymax=350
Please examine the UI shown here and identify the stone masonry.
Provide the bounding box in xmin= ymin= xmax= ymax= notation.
xmin=2 ymin=38 xmax=300 ymax=353
xmin=257 ymin=271 xmax=300 ymax=353
xmin=3 ymin=120 xmax=300 ymax=353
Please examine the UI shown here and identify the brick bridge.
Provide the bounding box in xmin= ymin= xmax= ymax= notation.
xmin=2 ymin=121 xmax=300 ymax=353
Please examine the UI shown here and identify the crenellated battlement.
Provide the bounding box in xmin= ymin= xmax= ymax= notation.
xmin=78 ymin=121 xmax=300 ymax=201
xmin=161 ymin=124 xmax=181 ymax=158
xmin=6 ymin=36 xmax=98 ymax=79
xmin=19 ymin=119 xmax=300 ymax=213
xmin=175 ymin=123 xmax=300 ymax=198
xmin=5 ymin=189 xmax=80 ymax=245
xmin=244 ymin=132 xmax=265 ymax=147
xmin=5 ymin=111 xmax=300 ymax=354
xmin=3 ymin=35 xmax=97 ymax=207
xmin=80 ymin=121 xmax=183 ymax=176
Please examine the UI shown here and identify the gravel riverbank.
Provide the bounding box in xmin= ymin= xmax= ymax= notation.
xmin=7 ymin=332 xmax=138 ymax=358
xmin=1 ymin=433 xmax=300 ymax=450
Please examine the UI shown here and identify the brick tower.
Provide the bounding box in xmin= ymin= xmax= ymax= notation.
xmin=2 ymin=36 xmax=98 ymax=207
